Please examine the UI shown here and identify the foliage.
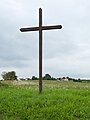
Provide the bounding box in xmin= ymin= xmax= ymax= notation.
xmin=0 ymin=81 xmax=90 ymax=120
xmin=19 ymin=78 xmax=26 ymax=81
xmin=26 ymin=78 xmax=31 ymax=80
xmin=67 ymin=77 xmax=76 ymax=81
xmin=31 ymin=74 xmax=56 ymax=80
xmin=43 ymin=74 xmax=56 ymax=80
xmin=1 ymin=71 xmax=17 ymax=80
xmin=32 ymin=76 xmax=38 ymax=80
xmin=43 ymin=74 xmax=52 ymax=80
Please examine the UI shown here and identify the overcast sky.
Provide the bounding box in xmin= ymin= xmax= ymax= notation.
xmin=0 ymin=0 xmax=90 ymax=79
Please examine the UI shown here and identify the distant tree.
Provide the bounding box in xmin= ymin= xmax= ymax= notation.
xmin=67 ymin=77 xmax=76 ymax=81
xmin=58 ymin=78 xmax=61 ymax=80
xmin=51 ymin=77 xmax=56 ymax=80
xmin=19 ymin=78 xmax=26 ymax=81
xmin=43 ymin=74 xmax=52 ymax=80
xmin=66 ymin=77 xmax=69 ymax=80
xmin=1 ymin=71 xmax=17 ymax=80
xmin=26 ymin=78 xmax=31 ymax=80
xmin=62 ymin=77 xmax=66 ymax=79
xmin=32 ymin=76 xmax=38 ymax=80
xmin=77 ymin=78 xmax=81 ymax=82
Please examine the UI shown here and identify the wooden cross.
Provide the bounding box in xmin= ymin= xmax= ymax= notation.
xmin=20 ymin=8 xmax=62 ymax=93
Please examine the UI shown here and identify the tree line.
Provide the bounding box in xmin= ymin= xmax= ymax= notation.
xmin=1 ymin=71 xmax=90 ymax=82
xmin=1 ymin=71 xmax=56 ymax=81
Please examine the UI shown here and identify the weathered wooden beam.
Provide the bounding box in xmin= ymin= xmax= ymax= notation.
xmin=39 ymin=8 xmax=42 ymax=93
xmin=20 ymin=25 xmax=62 ymax=32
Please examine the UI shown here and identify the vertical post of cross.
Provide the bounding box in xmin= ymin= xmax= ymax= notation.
xmin=39 ymin=8 xmax=42 ymax=93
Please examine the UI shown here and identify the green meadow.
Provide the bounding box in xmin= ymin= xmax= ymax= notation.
xmin=0 ymin=80 xmax=90 ymax=120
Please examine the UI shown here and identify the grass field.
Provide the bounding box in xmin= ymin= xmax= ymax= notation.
xmin=0 ymin=80 xmax=90 ymax=120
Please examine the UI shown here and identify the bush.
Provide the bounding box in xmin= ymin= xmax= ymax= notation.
xmin=1 ymin=71 xmax=17 ymax=80
xmin=32 ymin=76 xmax=38 ymax=80
xmin=43 ymin=74 xmax=52 ymax=80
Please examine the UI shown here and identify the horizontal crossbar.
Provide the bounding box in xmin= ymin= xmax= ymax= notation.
xmin=20 ymin=25 xmax=62 ymax=32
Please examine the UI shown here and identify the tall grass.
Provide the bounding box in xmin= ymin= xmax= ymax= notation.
xmin=0 ymin=80 xmax=90 ymax=120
